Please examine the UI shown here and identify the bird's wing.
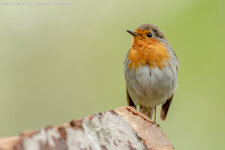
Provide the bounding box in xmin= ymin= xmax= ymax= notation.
xmin=160 ymin=47 xmax=178 ymax=121
xmin=160 ymin=94 xmax=174 ymax=121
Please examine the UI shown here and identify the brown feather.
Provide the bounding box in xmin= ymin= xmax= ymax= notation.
xmin=160 ymin=95 xmax=174 ymax=121
xmin=126 ymin=88 xmax=136 ymax=108
xmin=137 ymin=24 xmax=166 ymax=39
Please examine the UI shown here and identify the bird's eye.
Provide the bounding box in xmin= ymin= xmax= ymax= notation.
xmin=146 ymin=33 xmax=152 ymax=38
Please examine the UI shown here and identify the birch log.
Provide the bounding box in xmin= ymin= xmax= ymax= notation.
xmin=0 ymin=106 xmax=174 ymax=150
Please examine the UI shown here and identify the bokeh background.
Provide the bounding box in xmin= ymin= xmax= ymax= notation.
xmin=0 ymin=0 xmax=224 ymax=149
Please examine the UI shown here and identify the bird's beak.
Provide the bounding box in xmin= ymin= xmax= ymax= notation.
xmin=127 ymin=30 xmax=139 ymax=36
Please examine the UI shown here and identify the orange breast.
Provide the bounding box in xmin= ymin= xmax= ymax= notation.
xmin=128 ymin=39 xmax=170 ymax=69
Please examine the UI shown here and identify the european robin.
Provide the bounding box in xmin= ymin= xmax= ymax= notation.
xmin=124 ymin=24 xmax=178 ymax=122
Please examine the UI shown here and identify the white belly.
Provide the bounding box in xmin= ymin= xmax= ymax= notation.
xmin=124 ymin=63 xmax=177 ymax=108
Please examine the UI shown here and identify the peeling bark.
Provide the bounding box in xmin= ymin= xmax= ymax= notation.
xmin=0 ymin=106 xmax=174 ymax=150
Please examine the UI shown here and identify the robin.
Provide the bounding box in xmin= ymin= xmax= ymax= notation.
xmin=124 ymin=24 xmax=178 ymax=122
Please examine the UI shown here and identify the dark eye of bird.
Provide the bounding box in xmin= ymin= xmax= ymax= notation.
xmin=147 ymin=33 xmax=152 ymax=38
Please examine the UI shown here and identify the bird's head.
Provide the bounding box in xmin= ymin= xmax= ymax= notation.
xmin=127 ymin=24 xmax=166 ymax=47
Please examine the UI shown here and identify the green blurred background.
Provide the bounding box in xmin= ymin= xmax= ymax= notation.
xmin=0 ymin=0 xmax=224 ymax=149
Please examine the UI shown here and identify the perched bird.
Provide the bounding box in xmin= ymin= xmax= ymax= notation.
xmin=124 ymin=24 xmax=178 ymax=122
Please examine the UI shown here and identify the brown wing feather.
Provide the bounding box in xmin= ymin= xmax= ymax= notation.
xmin=160 ymin=49 xmax=177 ymax=121
xmin=126 ymin=88 xmax=136 ymax=108
xmin=160 ymin=94 xmax=174 ymax=121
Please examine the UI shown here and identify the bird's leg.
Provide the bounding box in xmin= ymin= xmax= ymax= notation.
xmin=136 ymin=104 xmax=140 ymax=111
xmin=154 ymin=106 xmax=157 ymax=123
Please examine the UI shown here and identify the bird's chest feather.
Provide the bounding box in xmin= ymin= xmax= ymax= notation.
xmin=127 ymin=40 xmax=170 ymax=69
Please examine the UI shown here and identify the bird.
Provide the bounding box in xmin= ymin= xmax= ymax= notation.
xmin=123 ymin=24 xmax=178 ymax=122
